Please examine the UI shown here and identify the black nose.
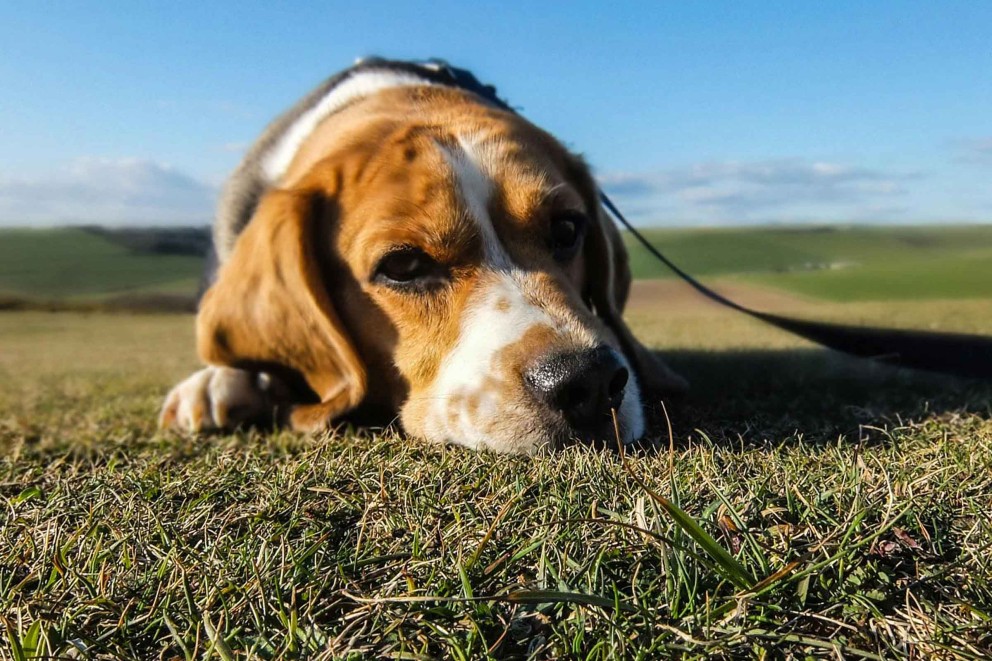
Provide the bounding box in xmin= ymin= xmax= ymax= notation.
xmin=525 ymin=346 xmax=629 ymax=434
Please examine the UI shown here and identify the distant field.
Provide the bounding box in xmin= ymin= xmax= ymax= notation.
xmin=1 ymin=224 xmax=990 ymax=307
xmin=624 ymin=224 xmax=992 ymax=301
xmin=0 ymin=227 xmax=204 ymax=302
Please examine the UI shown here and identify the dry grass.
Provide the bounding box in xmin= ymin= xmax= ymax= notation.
xmin=1 ymin=294 xmax=991 ymax=659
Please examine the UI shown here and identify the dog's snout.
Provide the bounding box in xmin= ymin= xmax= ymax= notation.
xmin=525 ymin=346 xmax=629 ymax=434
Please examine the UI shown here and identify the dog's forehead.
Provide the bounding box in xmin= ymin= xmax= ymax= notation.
xmin=329 ymin=117 xmax=587 ymax=272
xmin=284 ymin=85 xmax=591 ymax=222
xmin=438 ymin=133 xmax=521 ymax=267
xmin=448 ymin=129 xmax=590 ymax=245
xmin=327 ymin=128 xmax=482 ymax=265
xmin=441 ymin=130 xmax=571 ymax=216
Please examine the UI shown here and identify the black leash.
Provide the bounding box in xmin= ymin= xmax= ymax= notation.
xmin=601 ymin=196 xmax=992 ymax=379
xmin=419 ymin=58 xmax=992 ymax=380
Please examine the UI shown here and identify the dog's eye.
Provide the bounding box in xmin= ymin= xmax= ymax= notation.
xmin=550 ymin=212 xmax=587 ymax=261
xmin=373 ymin=247 xmax=447 ymax=291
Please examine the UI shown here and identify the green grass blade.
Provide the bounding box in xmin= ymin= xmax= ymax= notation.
xmin=614 ymin=409 xmax=755 ymax=590
xmin=202 ymin=612 xmax=237 ymax=661
xmin=6 ymin=625 xmax=26 ymax=661
xmin=650 ymin=492 xmax=755 ymax=590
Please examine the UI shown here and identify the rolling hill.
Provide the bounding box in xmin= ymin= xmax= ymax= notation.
xmin=623 ymin=224 xmax=992 ymax=301
xmin=0 ymin=224 xmax=990 ymax=309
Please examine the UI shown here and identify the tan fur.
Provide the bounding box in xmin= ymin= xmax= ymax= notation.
xmin=196 ymin=189 xmax=366 ymax=431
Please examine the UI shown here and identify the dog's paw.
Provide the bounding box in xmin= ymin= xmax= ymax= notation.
xmin=159 ymin=367 xmax=281 ymax=432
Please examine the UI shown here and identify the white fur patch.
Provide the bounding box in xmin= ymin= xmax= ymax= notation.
xmin=427 ymin=273 xmax=553 ymax=450
xmin=613 ymin=352 xmax=645 ymax=442
xmin=426 ymin=273 xmax=644 ymax=450
xmin=261 ymin=70 xmax=436 ymax=182
xmin=160 ymin=366 xmax=272 ymax=432
xmin=439 ymin=135 xmax=509 ymax=268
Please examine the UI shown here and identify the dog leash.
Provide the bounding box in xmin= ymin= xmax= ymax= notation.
xmin=601 ymin=195 xmax=992 ymax=379
xmin=408 ymin=58 xmax=992 ymax=379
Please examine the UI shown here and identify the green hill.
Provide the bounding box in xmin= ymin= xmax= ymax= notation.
xmin=0 ymin=227 xmax=205 ymax=304
xmin=624 ymin=224 xmax=992 ymax=300
xmin=0 ymin=224 xmax=990 ymax=307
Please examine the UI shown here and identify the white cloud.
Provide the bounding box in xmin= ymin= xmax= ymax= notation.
xmin=599 ymin=159 xmax=919 ymax=224
xmin=953 ymin=137 xmax=992 ymax=165
xmin=2 ymin=155 xmax=976 ymax=228
xmin=0 ymin=158 xmax=216 ymax=226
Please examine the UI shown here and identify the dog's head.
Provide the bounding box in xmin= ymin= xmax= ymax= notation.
xmin=198 ymin=86 xmax=684 ymax=453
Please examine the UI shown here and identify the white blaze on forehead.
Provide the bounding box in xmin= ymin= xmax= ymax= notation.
xmin=262 ymin=70 xmax=436 ymax=182
xmin=439 ymin=134 xmax=510 ymax=269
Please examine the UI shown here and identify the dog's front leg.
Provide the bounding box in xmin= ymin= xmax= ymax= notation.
xmin=159 ymin=366 xmax=291 ymax=432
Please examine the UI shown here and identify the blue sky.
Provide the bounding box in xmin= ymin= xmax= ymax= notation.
xmin=2 ymin=1 xmax=991 ymax=226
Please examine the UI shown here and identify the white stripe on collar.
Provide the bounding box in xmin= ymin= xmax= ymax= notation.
xmin=261 ymin=69 xmax=437 ymax=182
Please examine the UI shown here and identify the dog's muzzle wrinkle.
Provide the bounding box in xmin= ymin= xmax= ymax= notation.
xmin=525 ymin=345 xmax=629 ymax=438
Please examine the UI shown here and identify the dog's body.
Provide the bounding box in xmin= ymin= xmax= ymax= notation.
xmin=160 ymin=59 xmax=684 ymax=454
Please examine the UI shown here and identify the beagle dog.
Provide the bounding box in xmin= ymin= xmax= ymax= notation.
xmin=160 ymin=59 xmax=685 ymax=454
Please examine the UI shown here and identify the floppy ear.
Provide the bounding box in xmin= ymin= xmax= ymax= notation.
xmin=575 ymin=168 xmax=688 ymax=395
xmin=196 ymin=188 xmax=366 ymax=431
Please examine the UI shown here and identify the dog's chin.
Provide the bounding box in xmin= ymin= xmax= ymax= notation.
xmin=403 ymin=368 xmax=647 ymax=455
xmin=421 ymin=399 xmax=646 ymax=456
xmin=543 ymin=412 xmax=646 ymax=454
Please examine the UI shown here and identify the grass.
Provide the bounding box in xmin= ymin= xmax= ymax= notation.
xmin=0 ymin=228 xmax=202 ymax=301
xmin=623 ymin=224 xmax=992 ymax=300
xmin=2 ymin=294 xmax=991 ymax=658
xmin=745 ymin=252 xmax=992 ymax=302
xmin=3 ymin=225 xmax=991 ymax=308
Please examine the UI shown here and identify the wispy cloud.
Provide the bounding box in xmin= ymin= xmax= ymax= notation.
xmin=0 ymin=158 xmax=216 ymax=226
xmin=952 ymin=137 xmax=992 ymax=165
xmin=599 ymin=159 xmax=918 ymax=223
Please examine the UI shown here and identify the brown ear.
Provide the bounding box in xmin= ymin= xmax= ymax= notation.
xmin=575 ymin=168 xmax=688 ymax=395
xmin=196 ymin=189 xmax=366 ymax=431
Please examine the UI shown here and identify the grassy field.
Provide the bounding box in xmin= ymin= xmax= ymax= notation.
xmin=0 ymin=228 xmax=203 ymax=303
xmin=2 ymin=291 xmax=991 ymax=658
xmin=2 ymin=225 xmax=990 ymax=308
xmin=623 ymin=224 xmax=992 ymax=301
